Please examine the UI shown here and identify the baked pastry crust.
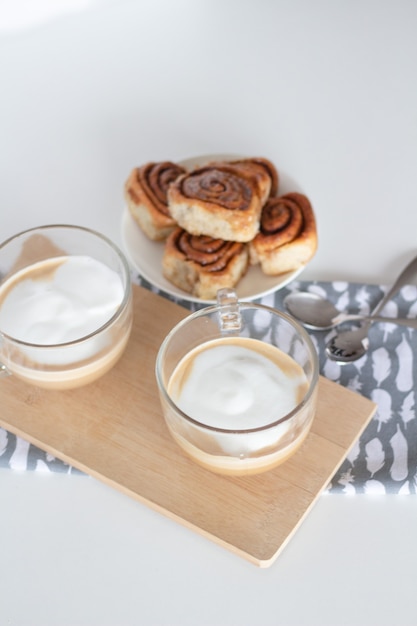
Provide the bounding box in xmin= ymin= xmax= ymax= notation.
xmin=167 ymin=165 xmax=264 ymax=243
xmin=162 ymin=227 xmax=249 ymax=299
xmin=125 ymin=162 xmax=186 ymax=240
xmin=249 ymin=192 xmax=317 ymax=275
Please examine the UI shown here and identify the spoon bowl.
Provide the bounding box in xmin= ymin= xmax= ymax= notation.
xmin=326 ymin=326 xmax=371 ymax=363
xmin=284 ymin=291 xmax=417 ymax=331
xmin=284 ymin=292 xmax=342 ymax=329
xmin=325 ymin=253 xmax=417 ymax=363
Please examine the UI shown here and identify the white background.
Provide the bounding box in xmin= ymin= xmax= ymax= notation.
xmin=1 ymin=1 xmax=417 ymax=624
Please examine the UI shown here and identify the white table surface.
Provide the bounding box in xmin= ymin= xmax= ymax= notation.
xmin=1 ymin=1 xmax=417 ymax=624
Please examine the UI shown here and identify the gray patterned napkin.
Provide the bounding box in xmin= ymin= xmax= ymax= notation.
xmin=277 ymin=280 xmax=417 ymax=494
xmin=1 ymin=277 xmax=416 ymax=495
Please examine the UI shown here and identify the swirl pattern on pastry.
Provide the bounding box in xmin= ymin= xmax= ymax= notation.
xmin=162 ymin=227 xmax=249 ymax=299
xmin=179 ymin=167 xmax=253 ymax=211
xmin=229 ymin=157 xmax=279 ymax=200
xmin=250 ymin=157 xmax=279 ymax=197
xmin=258 ymin=194 xmax=305 ymax=249
xmin=135 ymin=161 xmax=186 ymax=217
xmin=250 ymin=192 xmax=317 ymax=275
xmin=174 ymin=229 xmax=246 ymax=271
xmin=125 ymin=161 xmax=186 ymax=240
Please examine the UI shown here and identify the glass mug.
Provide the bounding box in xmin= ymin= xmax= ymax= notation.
xmin=156 ymin=289 xmax=319 ymax=476
xmin=0 ymin=224 xmax=133 ymax=389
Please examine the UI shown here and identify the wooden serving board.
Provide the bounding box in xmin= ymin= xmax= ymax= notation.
xmin=0 ymin=285 xmax=376 ymax=567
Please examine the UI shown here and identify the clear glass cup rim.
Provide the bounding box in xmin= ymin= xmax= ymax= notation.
xmin=0 ymin=223 xmax=132 ymax=349
xmin=155 ymin=300 xmax=319 ymax=435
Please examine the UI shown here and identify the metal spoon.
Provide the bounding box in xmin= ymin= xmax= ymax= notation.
xmin=284 ymin=291 xmax=417 ymax=330
xmin=326 ymin=253 xmax=417 ymax=363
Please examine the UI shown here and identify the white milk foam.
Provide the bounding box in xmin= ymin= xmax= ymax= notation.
xmin=0 ymin=256 xmax=125 ymax=368
xmin=170 ymin=337 xmax=306 ymax=430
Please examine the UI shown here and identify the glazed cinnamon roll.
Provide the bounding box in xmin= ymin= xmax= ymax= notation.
xmin=125 ymin=161 xmax=186 ymax=240
xmin=167 ymin=165 xmax=264 ymax=242
xmin=162 ymin=228 xmax=249 ymax=299
xmin=249 ymin=192 xmax=317 ymax=275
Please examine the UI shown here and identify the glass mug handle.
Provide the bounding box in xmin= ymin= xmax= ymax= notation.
xmin=216 ymin=288 xmax=242 ymax=334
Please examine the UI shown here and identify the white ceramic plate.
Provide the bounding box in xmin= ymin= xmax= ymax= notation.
xmin=121 ymin=155 xmax=308 ymax=304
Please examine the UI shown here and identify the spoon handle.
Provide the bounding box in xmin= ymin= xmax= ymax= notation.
xmin=370 ymin=254 xmax=417 ymax=317
xmin=332 ymin=313 xmax=417 ymax=328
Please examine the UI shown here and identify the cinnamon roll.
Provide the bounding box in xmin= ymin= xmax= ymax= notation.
xmin=249 ymin=192 xmax=317 ymax=275
xmin=125 ymin=161 xmax=186 ymax=240
xmin=167 ymin=165 xmax=264 ymax=242
xmin=162 ymin=228 xmax=249 ymax=299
